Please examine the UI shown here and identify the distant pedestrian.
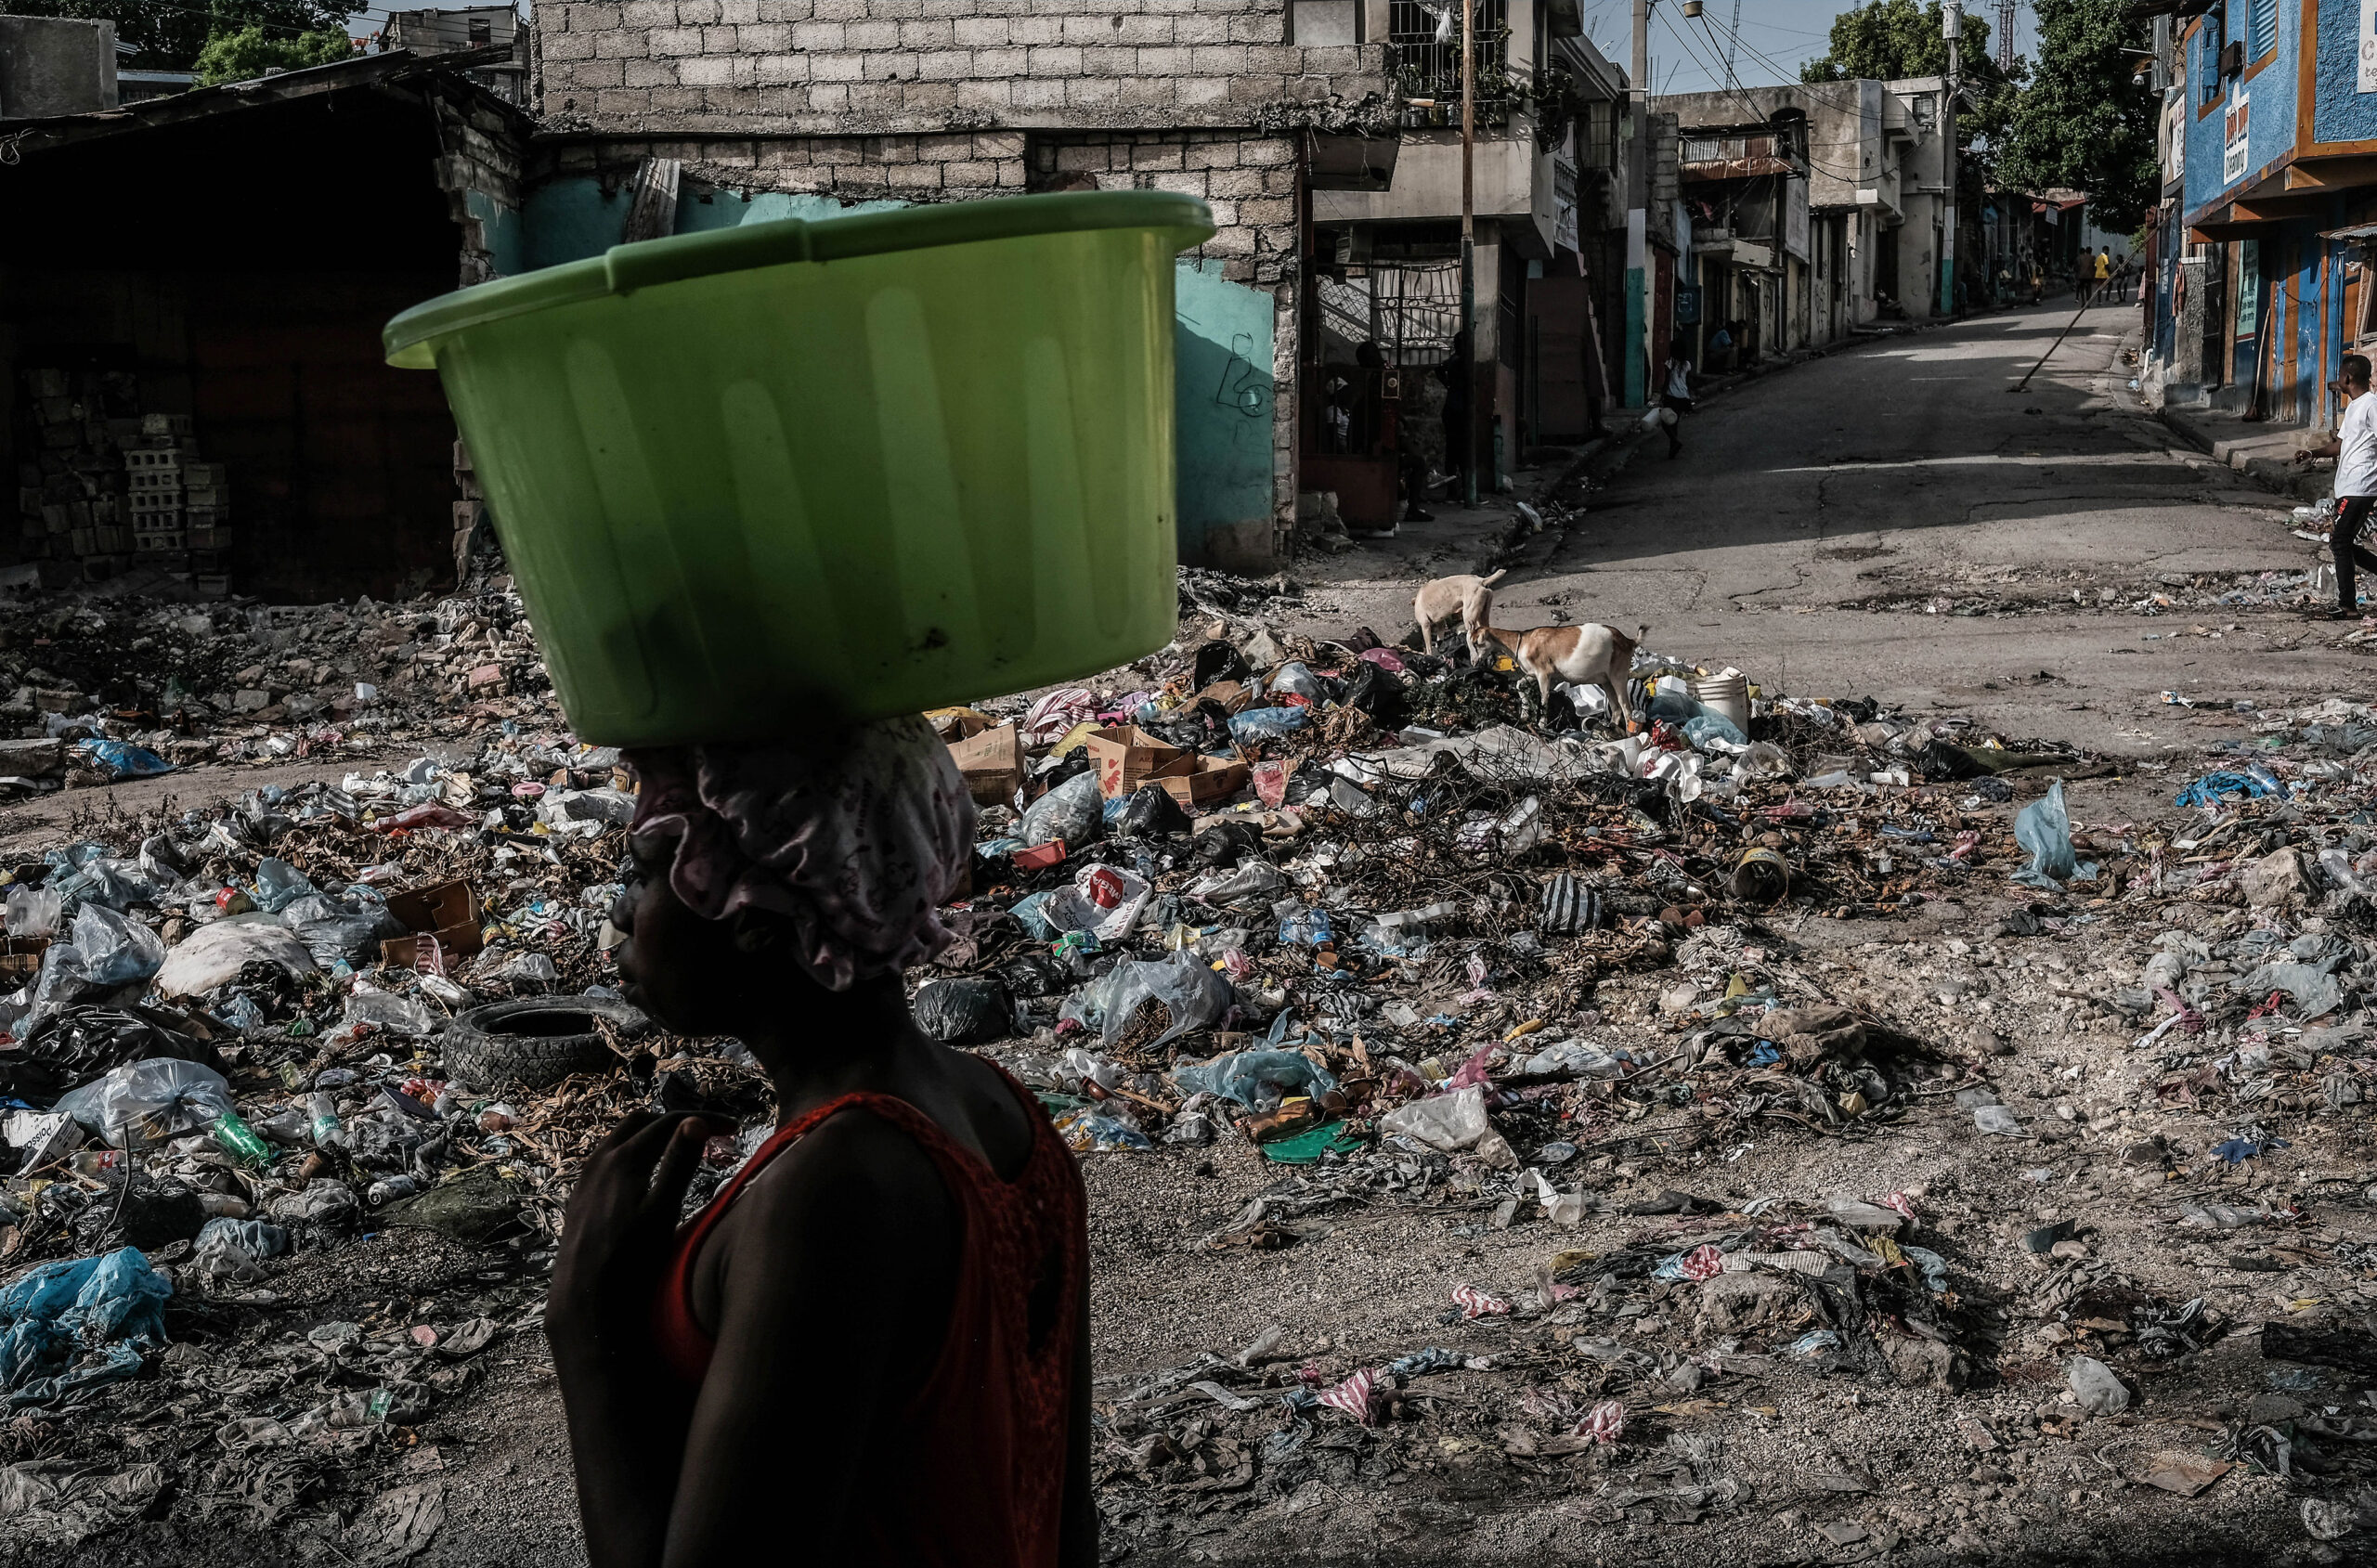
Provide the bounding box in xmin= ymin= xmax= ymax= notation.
xmin=1435 ymin=329 xmax=1474 ymax=501
xmin=1659 ymin=338 xmax=1695 ymax=460
xmin=2302 ymin=354 xmax=2377 ymax=618
xmin=2091 ymin=247 xmax=2111 ymax=304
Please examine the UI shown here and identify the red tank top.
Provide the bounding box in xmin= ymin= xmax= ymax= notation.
xmin=651 ymin=1071 xmax=1085 ymax=1568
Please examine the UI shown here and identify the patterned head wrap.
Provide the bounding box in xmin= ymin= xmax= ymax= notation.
xmin=623 ymin=715 xmax=976 ymax=992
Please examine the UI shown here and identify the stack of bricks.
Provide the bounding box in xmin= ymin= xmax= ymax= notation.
xmin=126 ymin=438 xmax=184 ymax=551
xmin=13 ymin=370 xmax=229 ymax=588
xmin=185 ymin=460 xmax=232 ymax=559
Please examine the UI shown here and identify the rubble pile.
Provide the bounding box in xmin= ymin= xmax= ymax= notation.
xmin=5 ymin=578 xmax=2377 ymax=1557
xmin=0 ymin=582 xmax=560 ymax=789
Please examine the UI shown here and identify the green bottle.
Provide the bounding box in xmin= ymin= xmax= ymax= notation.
xmin=209 ymin=1110 xmax=271 ymax=1167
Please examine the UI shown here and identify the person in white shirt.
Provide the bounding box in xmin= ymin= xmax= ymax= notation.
xmin=2305 ymin=355 xmax=2377 ymax=618
xmin=1660 ymin=339 xmax=1694 ymax=460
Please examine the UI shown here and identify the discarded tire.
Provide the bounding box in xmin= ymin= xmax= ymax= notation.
xmin=442 ymin=997 xmax=650 ymax=1090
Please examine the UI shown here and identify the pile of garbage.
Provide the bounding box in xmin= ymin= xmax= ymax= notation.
xmin=10 ymin=580 xmax=2377 ymax=1555
xmin=0 ymin=580 xmax=563 ymax=790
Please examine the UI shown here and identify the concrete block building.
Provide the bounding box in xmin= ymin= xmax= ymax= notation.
xmin=524 ymin=0 xmax=1396 ymax=565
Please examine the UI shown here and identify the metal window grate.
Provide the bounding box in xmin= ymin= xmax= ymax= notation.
xmin=1388 ymin=0 xmax=1510 ymax=100
xmin=1370 ymin=261 xmax=1466 ymax=367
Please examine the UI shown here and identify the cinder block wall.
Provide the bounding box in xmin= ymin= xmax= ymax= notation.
xmin=530 ymin=0 xmax=1392 ymax=560
xmin=537 ymin=0 xmax=1380 ymax=134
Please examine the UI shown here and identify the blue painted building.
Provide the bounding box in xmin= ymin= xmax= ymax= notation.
xmin=2156 ymin=0 xmax=2377 ymax=423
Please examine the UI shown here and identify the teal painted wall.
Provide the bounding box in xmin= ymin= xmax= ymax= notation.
xmin=516 ymin=179 xmax=1277 ymax=564
xmin=1171 ymin=258 xmax=1275 ymax=564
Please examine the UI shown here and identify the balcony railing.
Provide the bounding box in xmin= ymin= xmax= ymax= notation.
xmin=1388 ymin=0 xmax=1515 ymax=127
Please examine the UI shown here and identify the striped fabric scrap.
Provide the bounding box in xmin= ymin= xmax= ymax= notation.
xmin=1451 ymin=1284 xmax=1511 ymax=1318
xmin=1317 ymin=1367 xmax=1379 ymax=1424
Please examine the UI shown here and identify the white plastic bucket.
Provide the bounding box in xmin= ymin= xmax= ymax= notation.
xmin=1692 ymin=671 xmax=1750 ymax=731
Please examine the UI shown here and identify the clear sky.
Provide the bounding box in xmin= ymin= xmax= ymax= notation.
xmin=1578 ymin=0 xmax=2035 ymax=97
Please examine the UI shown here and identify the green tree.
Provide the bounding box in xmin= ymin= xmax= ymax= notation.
xmin=192 ymin=23 xmax=354 ymax=84
xmin=4 ymin=0 xmax=352 ymax=73
xmin=1999 ymin=0 xmax=2158 ymax=231
xmin=1801 ymin=0 xmax=1989 ymax=82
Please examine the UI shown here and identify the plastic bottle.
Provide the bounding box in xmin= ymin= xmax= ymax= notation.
xmin=306 ymin=1092 xmax=348 ymax=1151
xmin=209 ymin=1109 xmax=271 ymax=1166
xmin=367 ymin=1174 xmax=420 ymax=1206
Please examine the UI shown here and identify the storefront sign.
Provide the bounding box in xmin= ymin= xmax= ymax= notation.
xmin=2223 ymin=89 xmax=2251 ymax=185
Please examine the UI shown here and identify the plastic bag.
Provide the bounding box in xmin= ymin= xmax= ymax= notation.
xmin=1380 ymin=1084 xmax=1490 ymax=1150
xmin=4 ymin=884 xmax=60 ymax=938
xmin=1079 ymin=955 xmax=1232 ymax=1049
xmin=0 ymin=1005 xmax=222 ymax=1104
xmin=153 ymin=917 xmax=319 ymax=997
xmin=281 ymin=890 xmax=403 ymax=969
xmin=193 ymin=1217 xmax=291 ymax=1285
xmin=1228 ymin=706 xmax=1308 ymax=742
xmin=251 ymin=857 xmax=317 ymax=914
xmin=1732 ymin=741 xmax=1791 ymax=782
xmin=68 ymin=905 xmax=166 ymax=988
xmin=72 ymin=853 xmax=170 ymax=907
xmin=1170 ymin=1046 xmax=1335 ymax=1107
xmin=24 ymin=943 xmax=98 ymax=1024
xmin=1112 ymin=784 xmax=1191 ymax=838
xmin=912 ymin=978 xmax=1010 ymax=1044
xmin=74 ymin=739 xmax=173 ymax=781
xmin=1020 ymin=771 xmax=1104 ymax=849
xmin=1054 ymin=1108 xmax=1153 ymax=1152
xmin=1266 ymin=662 xmax=1332 ymax=703
xmin=344 ymin=984 xmax=439 ymax=1035
xmin=1342 ymin=662 xmax=1410 ymax=729
xmin=2012 ymin=779 xmax=2097 ymax=890
xmin=1682 ymin=712 xmax=1747 ymax=749
xmin=0 ymin=1248 xmax=172 ymax=1407
xmin=1042 ymin=865 xmax=1153 ymax=942
xmin=55 ymin=1057 xmax=237 ymax=1147
xmin=2238 ymin=961 xmax=2343 ymax=1019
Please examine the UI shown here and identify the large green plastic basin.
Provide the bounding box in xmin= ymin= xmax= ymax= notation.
xmin=384 ymin=191 xmax=1215 ymax=746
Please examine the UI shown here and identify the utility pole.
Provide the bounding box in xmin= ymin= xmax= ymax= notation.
xmin=1460 ymin=0 xmax=1477 ymax=506
xmin=1626 ymin=0 xmax=1648 ymax=409
xmin=1942 ymin=1 xmax=1960 ymax=318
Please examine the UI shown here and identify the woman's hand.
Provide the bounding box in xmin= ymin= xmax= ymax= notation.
xmin=548 ymin=1111 xmax=721 ymax=1568
xmin=550 ymin=1112 xmax=719 ymax=1359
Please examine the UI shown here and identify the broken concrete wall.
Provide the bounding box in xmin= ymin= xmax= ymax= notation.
xmin=430 ymin=85 xmax=527 ymax=285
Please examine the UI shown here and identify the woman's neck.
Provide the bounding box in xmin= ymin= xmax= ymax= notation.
xmin=740 ymin=979 xmax=939 ymax=1124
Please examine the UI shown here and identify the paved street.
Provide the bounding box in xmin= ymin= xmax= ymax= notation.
xmin=1310 ymin=300 xmax=2352 ymax=758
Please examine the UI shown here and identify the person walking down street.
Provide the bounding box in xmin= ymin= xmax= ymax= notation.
xmin=2091 ymin=248 xmax=2111 ymax=304
xmin=2301 ymin=354 xmax=2377 ymax=620
xmin=1435 ymin=330 xmax=1474 ymax=502
xmin=1660 ymin=339 xmax=1695 ymax=460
